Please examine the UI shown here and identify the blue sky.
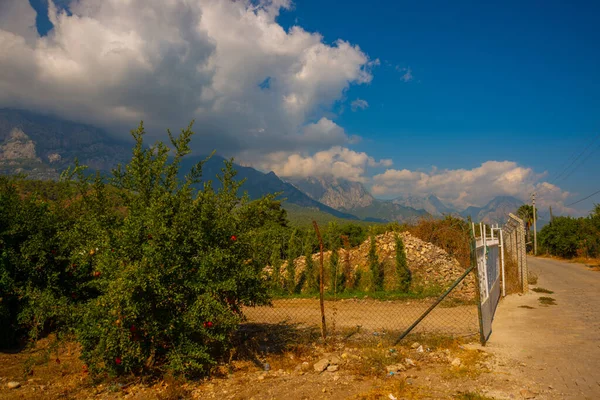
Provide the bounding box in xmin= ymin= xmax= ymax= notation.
xmin=1 ymin=0 xmax=599 ymax=214
xmin=278 ymin=0 xmax=600 ymax=207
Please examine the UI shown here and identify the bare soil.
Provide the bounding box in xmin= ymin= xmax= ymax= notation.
xmin=243 ymin=298 xmax=479 ymax=337
xmin=0 ymin=334 xmax=528 ymax=400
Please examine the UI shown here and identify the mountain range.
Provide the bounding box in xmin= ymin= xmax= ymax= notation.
xmin=0 ymin=108 xmax=523 ymax=225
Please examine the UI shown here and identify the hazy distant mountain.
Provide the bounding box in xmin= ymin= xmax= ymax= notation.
xmin=285 ymin=175 xmax=375 ymax=210
xmin=286 ymin=176 xmax=428 ymax=223
xmin=460 ymin=196 xmax=524 ymax=224
xmin=182 ymin=156 xmax=360 ymax=220
xmin=345 ymin=201 xmax=429 ymax=223
xmin=392 ymin=194 xmax=456 ymax=216
xmin=0 ymin=109 xmax=362 ymax=221
xmin=0 ymin=108 xmax=131 ymax=179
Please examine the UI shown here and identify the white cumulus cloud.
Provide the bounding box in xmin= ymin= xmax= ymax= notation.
xmin=0 ymin=0 xmax=376 ymax=156
xmin=249 ymin=146 xmax=393 ymax=182
xmin=371 ymin=161 xmax=574 ymax=213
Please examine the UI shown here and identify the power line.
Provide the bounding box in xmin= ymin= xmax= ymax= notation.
xmin=536 ymin=132 xmax=600 ymax=198
xmin=553 ymin=142 xmax=600 ymax=186
xmin=565 ymin=188 xmax=600 ymax=207
xmin=549 ymin=132 xmax=600 ymax=185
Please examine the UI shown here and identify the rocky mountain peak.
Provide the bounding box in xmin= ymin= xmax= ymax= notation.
xmin=285 ymin=175 xmax=374 ymax=210
xmin=0 ymin=127 xmax=40 ymax=161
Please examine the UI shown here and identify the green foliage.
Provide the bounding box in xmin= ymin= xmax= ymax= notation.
xmin=270 ymin=245 xmax=283 ymax=293
xmin=286 ymin=229 xmax=302 ymax=294
xmin=394 ymin=234 xmax=411 ymax=292
xmin=303 ymin=232 xmax=318 ymax=293
xmin=1 ymin=121 xmax=284 ymax=378
xmin=539 ymin=213 xmax=600 ymax=259
xmin=0 ymin=176 xmax=75 ymax=347
xmin=368 ymin=233 xmax=383 ymax=291
xmin=327 ymin=222 xmax=342 ymax=293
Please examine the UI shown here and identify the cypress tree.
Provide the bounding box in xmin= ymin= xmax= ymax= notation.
xmin=395 ymin=234 xmax=411 ymax=292
xmin=369 ymin=233 xmax=383 ymax=291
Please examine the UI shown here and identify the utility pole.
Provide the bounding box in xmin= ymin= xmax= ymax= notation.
xmin=532 ymin=193 xmax=537 ymax=255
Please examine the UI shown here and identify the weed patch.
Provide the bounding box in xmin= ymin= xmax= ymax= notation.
xmin=532 ymin=287 xmax=553 ymax=294
xmin=538 ymin=297 xmax=557 ymax=306
xmin=527 ymin=271 xmax=538 ymax=285
xmin=454 ymin=392 xmax=495 ymax=400
xmin=518 ymin=305 xmax=535 ymax=309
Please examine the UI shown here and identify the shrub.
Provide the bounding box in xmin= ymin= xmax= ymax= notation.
xmin=286 ymin=229 xmax=301 ymax=294
xmin=270 ymin=245 xmax=283 ymax=293
xmin=327 ymin=222 xmax=342 ymax=293
xmin=395 ymin=234 xmax=411 ymax=292
xmin=0 ymin=177 xmax=74 ymax=347
xmin=303 ymin=233 xmax=318 ymax=293
xmin=368 ymin=234 xmax=383 ymax=291
xmin=72 ymin=122 xmax=280 ymax=377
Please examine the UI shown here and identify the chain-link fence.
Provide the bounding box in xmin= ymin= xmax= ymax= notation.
xmin=503 ymin=213 xmax=529 ymax=294
xmin=242 ymin=222 xmax=481 ymax=344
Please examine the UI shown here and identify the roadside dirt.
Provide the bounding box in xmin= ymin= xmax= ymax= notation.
xmin=0 ymin=333 xmax=528 ymax=400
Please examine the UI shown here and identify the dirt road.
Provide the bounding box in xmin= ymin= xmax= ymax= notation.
xmin=487 ymin=256 xmax=600 ymax=399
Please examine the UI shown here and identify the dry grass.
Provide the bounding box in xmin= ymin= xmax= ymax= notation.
xmin=353 ymin=379 xmax=422 ymax=400
xmin=527 ymin=271 xmax=538 ymax=285
xmin=503 ymin=252 xmax=522 ymax=294
xmin=408 ymin=217 xmax=472 ymax=269
xmin=442 ymin=348 xmax=488 ymax=380
xmin=454 ymin=392 xmax=496 ymax=400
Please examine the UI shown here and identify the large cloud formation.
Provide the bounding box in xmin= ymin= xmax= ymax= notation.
xmin=252 ymin=146 xmax=393 ymax=182
xmin=372 ymin=161 xmax=574 ymax=214
xmin=0 ymin=0 xmax=376 ymax=155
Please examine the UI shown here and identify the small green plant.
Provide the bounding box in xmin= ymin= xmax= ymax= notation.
xmin=303 ymin=236 xmax=318 ymax=293
xmin=394 ymin=234 xmax=411 ymax=292
xmin=368 ymin=233 xmax=384 ymax=291
xmin=527 ymin=271 xmax=538 ymax=285
xmin=270 ymin=245 xmax=282 ymax=293
xmin=532 ymin=287 xmax=553 ymax=294
xmin=286 ymin=230 xmax=301 ymax=294
xmin=327 ymin=222 xmax=342 ymax=293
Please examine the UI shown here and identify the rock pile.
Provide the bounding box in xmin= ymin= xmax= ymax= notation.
xmin=275 ymin=231 xmax=475 ymax=300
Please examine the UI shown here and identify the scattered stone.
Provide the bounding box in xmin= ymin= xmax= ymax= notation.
xmin=341 ymin=353 xmax=349 ymax=359
xmin=314 ymin=358 xmax=329 ymax=372
xmin=327 ymin=365 xmax=339 ymax=372
xmin=404 ymin=358 xmax=416 ymax=367
xmin=411 ymin=342 xmax=420 ymax=349
xmin=451 ymin=358 xmax=462 ymax=367
xmin=301 ymin=362 xmax=310 ymax=372
xmin=7 ymin=381 xmax=21 ymax=389
xmin=520 ymin=389 xmax=537 ymax=399
xmin=416 ymin=345 xmax=424 ymax=353
xmin=328 ymin=355 xmax=342 ymax=365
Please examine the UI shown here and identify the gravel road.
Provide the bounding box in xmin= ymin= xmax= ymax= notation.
xmin=487 ymin=256 xmax=600 ymax=399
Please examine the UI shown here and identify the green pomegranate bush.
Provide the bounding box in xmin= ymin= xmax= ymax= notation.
xmin=72 ymin=122 xmax=280 ymax=377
